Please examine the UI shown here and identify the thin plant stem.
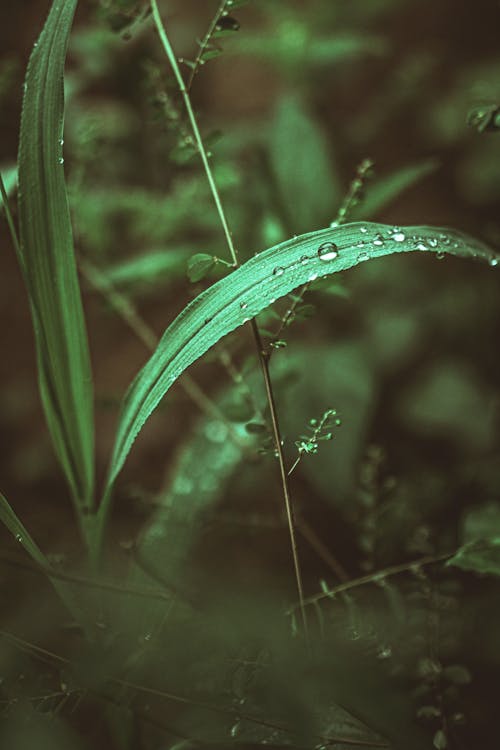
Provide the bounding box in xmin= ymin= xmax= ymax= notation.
xmin=251 ymin=321 xmax=309 ymax=642
xmin=186 ymin=0 xmax=227 ymax=91
xmin=150 ymin=0 xmax=309 ymax=643
xmin=289 ymin=550 xmax=455 ymax=613
xmin=150 ymin=0 xmax=237 ymax=267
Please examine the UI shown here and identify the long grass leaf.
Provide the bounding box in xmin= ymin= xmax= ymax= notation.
xmin=104 ymin=221 xmax=497 ymax=494
xmin=17 ymin=0 xmax=94 ymax=511
xmin=0 ymin=491 xmax=91 ymax=626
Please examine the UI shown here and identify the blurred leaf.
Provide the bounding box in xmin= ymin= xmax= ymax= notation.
xmin=269 ymin=94 xmax=341 ymax=232
xmin=237 ymin=25 xmax=387 ymax=69
xmin=397 ymin=361 xmax=496 ymax=451
xmin=17 ymin=0 xmax=94 ymax=511
xmin=351 ymin=159 xmax=438 ymax=220
xmin=461 ymin=503 xmax=500 ymax=543
xmin=448 ymin=539 xmax=500 ymax=576
xmin=187 ymin=253 xmax=217 ymax=282
xmin=103 ymin=221 xmax=496 ymax=496
xmin=0 ymin=164 xmax=17 ymax=207
xmin=0 ymin=704 xmax=88 ymax=750
xmin=102 ymin=247 xmax=189 ymax=289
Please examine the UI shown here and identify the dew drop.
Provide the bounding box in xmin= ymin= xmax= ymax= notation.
xmin=360 ymin=226 xmax=368 ymax=233
xmin=377 ymin=646 xmax=392 ymax=660
xmin=59 ymin=138 xmax=64 ymax=146
xmin=436 ymin=251 xmax=445 ymax=260
xmin=317 ymin=241 xmax=339 ymax=262
xmin=308 ymin=272 xmax=318 ymax=282
xmin=15 ymin=534 xmax=23 ymax=542
xmin=416 ymin=242 xmax=428 ymax=251
xmin=391 ymin=231 xmax=405 ymax=242
xmin=357 ymin=251 xmax=369 ymax=263
xmin=58 ymin=157 xmax=64 ymax=165
xmin=300 ymin=254 xmax=309 ymax=265
xmin=428 ymin=237 xmax=438 ymax=248
xmin=239 ymin=301 xmax=248 ymax=310
xmin=144 ymin=633 xmax=152 ymax=642
xmin=373 ymin=234 xmax=384 ymax=246
xmin=230 ymin=721 xmax=241 ymax=738
xmin=489 ymin=257 xmax=499 ymax=267
xmin=273 ymin=266 xmax=285 ymax=277
xmin=329 ymin=220 xmax=339 ymax=228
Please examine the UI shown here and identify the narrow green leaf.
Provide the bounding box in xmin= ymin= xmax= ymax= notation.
xmin=351 ymin=159 xmax=438 ymax=220
xmin=269 ymin=95 xmax=341 ymax=232
xmin=17 ymin=0 xmax=94 ymax=510
xmin=0 ymin=491 xmax=91 ymax=626
xmin=102 ymin=248 xmax=189 ymax=288
xmin=0 ymin=491 xmax=47 ymax=567
xmin=0 ymin=164 xmax=17 ymax=208
xmin=447 ymin=538 xmax=500 ymax=576
xmin=105 ymin=221 xmax=497 ymax=492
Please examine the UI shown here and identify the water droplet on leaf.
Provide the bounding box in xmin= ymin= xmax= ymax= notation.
xmin=230 ymin=721 xmax=241 ymax=737
xmin=317 ymin=241 xmax=339 ymax=261
xmin=273 ymin=266 xmax=285 ymax=277
xmin=357 ymin=251 xmax=369 ymax=263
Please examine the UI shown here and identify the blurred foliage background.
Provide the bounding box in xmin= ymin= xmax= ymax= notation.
xmin=1 ymin=0 xmax=500 ymax=748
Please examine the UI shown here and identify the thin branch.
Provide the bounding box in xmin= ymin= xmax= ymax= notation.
xmin=186 ymin=0 xmax=227 ymax=91
xmin=289 ymin=550 xmax=455 ymax=613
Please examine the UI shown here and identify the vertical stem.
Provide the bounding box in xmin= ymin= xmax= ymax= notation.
xmin=251 ymin=321 xmax=309 ymax=641
xmin=151 ymin=0 xmax=237 ymax=267
xmin=150 ymin=0 xmax=309 ymax=642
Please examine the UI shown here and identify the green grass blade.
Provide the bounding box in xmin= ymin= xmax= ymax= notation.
xmin=0 ymin=491 xmax=48 ymax=567
xmin=104 ymin=221 xmax=498 ymax=494
xmin=17 ymin=0 xmax=94 ymax=512
xmin=0 ymin=491 xmax=91 ymax=626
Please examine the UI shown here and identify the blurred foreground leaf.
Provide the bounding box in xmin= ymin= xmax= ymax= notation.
xmin=448 ymin=539 xmax=500 ymax=577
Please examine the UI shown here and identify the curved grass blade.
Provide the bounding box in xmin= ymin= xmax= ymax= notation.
xmin=105 ymin=221 xmax=498 ymax=493
xmin=0 ymin=492 xmax=91 ymax=627
xmin=17 ymin=0 xmax=95 ymax=513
